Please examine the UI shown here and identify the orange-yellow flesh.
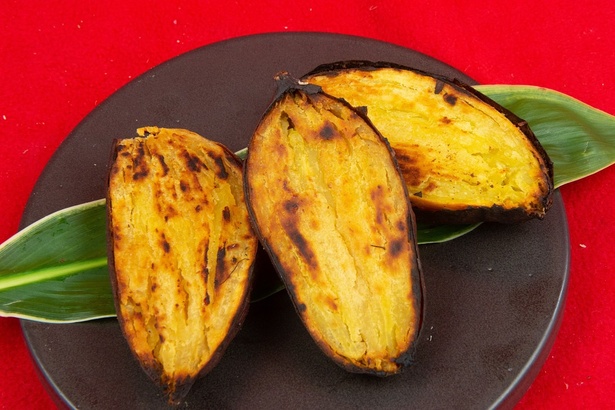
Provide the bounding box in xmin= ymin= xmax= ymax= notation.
xmin=247 ymin=92 xmax=419 ymax=373
xmin=108 ymin=127 xmax=256 ymax=391
xmin=307 ymin=69 xmax=550 ymax=212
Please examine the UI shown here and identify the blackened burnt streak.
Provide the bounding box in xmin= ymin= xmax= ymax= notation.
xmin=137 ymin=141 xmax=146 ymax=158
xmin=208 ymin=152 xmax=229 ymax=180
xmin=280 ymin=196 xmax=318 ymax=272
xmin=182 ymin=150 xmax=207 ymax=172
xmin=281 ymin=220 xmax=318 ymax=272
xmin=214 ymin=246 xmax=227 ymax=288
xmin=395 ymin=150 xmax=425 ymax=187
xmin=157 ymin=155 xmax=169 ymax=176
xmin=132 ymin=142 xmax=150 ymax=180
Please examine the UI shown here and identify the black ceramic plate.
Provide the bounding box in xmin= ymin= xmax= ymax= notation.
xmin=20 ymin=33 xmax=569 ymax=409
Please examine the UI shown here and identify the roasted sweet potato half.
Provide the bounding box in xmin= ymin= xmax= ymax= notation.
xmin=303 ymin=61 xmax=554 ymax=225
xmin=106 ymin=127 xmax=258 ymax=404
xmin=244 ymin=74 xmax=423 ymax=375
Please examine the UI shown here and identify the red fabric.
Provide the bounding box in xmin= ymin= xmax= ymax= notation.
xmin=1 ymin=1 xmax=614 ymax=408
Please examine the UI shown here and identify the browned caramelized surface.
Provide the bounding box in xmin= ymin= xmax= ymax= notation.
xmin=107 ymin=127 xmax=257 ymax=402
xmin=246 ymin=89 xmax=421 ymax=374
xmin=305 ymin=67 xmax=553 ymax=223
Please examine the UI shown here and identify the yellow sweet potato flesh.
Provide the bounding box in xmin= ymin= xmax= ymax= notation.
xmin=245 ymin=88 xmax=422 ymax=375
xmin=107 ymin=127 xmax=257 ymax=402
xmin=305 ymin=66 xmax=553 ymax=223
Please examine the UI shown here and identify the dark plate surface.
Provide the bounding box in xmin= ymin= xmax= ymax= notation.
xmin=20 ymin=32 xmax=569 ymax=409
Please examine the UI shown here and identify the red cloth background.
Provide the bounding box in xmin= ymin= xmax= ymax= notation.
xmin=1 ymin=1 xmax=614 ymax=408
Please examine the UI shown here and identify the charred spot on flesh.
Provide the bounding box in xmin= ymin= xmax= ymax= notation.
xmin=214 ymin=247 xmax=227 ymax=288
xmin=137 ymin=141 xmax=146 ymax=159
xmin=131 ymin=310 xmax=143 ymax=321
xmin=388 ymin=238 xmax=405 ymax=258
xmin=400 ymin=165 xmax=423 ymax=187
xmin=395 ymin=150 xmax=424 ymax=171
xmin=282 ymin=221 xmax=318 ymax=271
xmin=222 ymin=206 xmax=231 ymax=222
xmin=325 ymin=296 xmax=338 ymax=311
xmin=131 ymin=143 xmax=150 ymax=180
xmin=132 ymin=165 xmax=149 ymax=180
xmin=179 ymin=180 xmax=189 ymax=192
xmin=164 ymin=205 xmax=178 ymax=222
xmin=182 ymin=151 xmax=206 ymax=172
xmin=284 ymin=198 xmax=300 ymax=214
xmin=319 ymin=121 xmax=336 ymax=140
xmin=423 ymin=181 xmax=438 ymax=193
xmin=202 ymin=239 xmax=210 ymax=277
xmin=371 ymin=186 xmax=387 ymax=224
xmin=160 ymin=233 xmax=171 ymax=253
xmin=157 ymin=154 xmax=169 ymax=176
xmin=370 ymin=185 xmax=384 ymax=201
xmin=201 ymin=265 xmax=210 ymax=298
xmin=443 ymin=92 xmax=457 ymax=106
xmin=208 ymin=152 xmax=229 ymax=180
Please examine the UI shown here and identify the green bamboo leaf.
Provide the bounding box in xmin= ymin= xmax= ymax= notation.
xmin=0 ymin=199 xmax=115 ymax=322
xmin=475 ymin=85 xmax=615 ymax=188
xmin=417 ymin=223 xmax=482 ymax=245
xmin=235 ymin=147 xmax=248 ymax=160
